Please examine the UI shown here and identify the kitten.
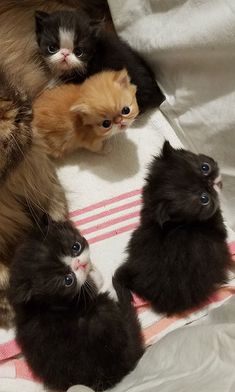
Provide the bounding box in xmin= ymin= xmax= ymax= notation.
xmin=114 ymin=141 xmax=231 ymax=315
xmin=35 ymin=10 xmax=164 ymax=112
xmin=0 ymin=1 xmax=111 ymax=98
xmin=33 ymin=69 xmax=139 ymax=158
xmin=0 ymin=70 xmax=68 ymax=328
xmin=9 ymin=220 xmax=144 ymax=392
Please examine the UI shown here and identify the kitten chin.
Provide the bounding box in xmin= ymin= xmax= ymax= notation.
xmin=33 ymin=69 xmax=139 ymax=158
xmin=114 ymin=141 xmax=231 ymax=315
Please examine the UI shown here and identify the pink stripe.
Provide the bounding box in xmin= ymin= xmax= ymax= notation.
xmin=82 ymin=211 xmax=140 ymax=236
xmin=14 ymin=359 xmax=38 ymax=382
xmin=74 ymin=199 xmax=141 ymax=226
xmin=229 ymin=241 xmax=235 ymax=255
xmin=69 ymin=189 xmax=141 ymax=218
xmin=0 ymin=340 xmax=21 ymax=361
xmin=88 ymin=222 xmax=139 ymax=244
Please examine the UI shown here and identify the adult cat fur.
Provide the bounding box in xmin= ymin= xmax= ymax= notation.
xmin=0 ymin=70 xmax=68 ymax=328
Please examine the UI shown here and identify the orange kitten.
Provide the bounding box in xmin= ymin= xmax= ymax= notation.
xmin=33 ymin=69 xmax=139 ymax=158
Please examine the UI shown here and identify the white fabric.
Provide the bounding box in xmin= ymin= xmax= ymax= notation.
xmin=108 ymin=0 xmax=235 ymax=237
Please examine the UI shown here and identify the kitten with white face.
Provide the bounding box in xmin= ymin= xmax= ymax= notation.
xmin=35 ymin=10 xmax=94 ymax=77
xmin=9 ymin=220 xmax=144 ymax=391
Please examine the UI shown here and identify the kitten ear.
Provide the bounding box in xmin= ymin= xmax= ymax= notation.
xmin=70 ymin=103 xmax=90 ymax=114
xmin=155 ymin=201 xmax=170 ymax=226
xmin=114 ymin=69 xmax=131 ymax=87
xmin=35 ymin=11 xmax=50 ymax=32
xmin=89 ymin=18 xmax=105 ymax=37
xmin=162 ymin=141 xmax=174 ymax=158
xmin=10 ymin=283 xmax=32 ymax=305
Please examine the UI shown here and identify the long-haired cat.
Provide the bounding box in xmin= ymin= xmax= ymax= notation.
xmin=33 ymin=69 xmax=139 ymax=158
xmin=0 ymin=70 xmax=68 ymax=328
xmin=0 ymin=1 xmax=111 ymax=98
xmin=9 ymin=220 xmax=144 ymax=392
xmin=35 ymin=10 xmax=164 ymax=112
xmin=114 ymin=141 xmax=231 ymax=315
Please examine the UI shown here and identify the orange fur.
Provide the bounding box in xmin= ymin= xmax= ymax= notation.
xmin=33 ymin=69 xmax=139 ymax=158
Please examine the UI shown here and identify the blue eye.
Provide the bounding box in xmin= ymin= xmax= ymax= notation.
xmin=121 ymin=106 xmax=130 ymax=115
xmin=200 ymin=192 xmax=210 ymax=205
xmin=64 ymin=273 xmax=75 ymax=287
xmin=71 ymin=242 xmax=82 ymax=257
xmin=47 ymin=45 xmax=58 ymax=54
xmin=102 ymin=120 xmax=112 ymax=129
xmin=74 ymin=48 xmax=83 ymax=57
xmin=201 ymin=162 xmax=211 ymax=175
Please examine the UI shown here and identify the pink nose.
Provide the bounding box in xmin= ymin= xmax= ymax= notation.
xmin=71 ymin=259 xmax=87 ymax=271
xmin=114 ymin=116 xmax=122 ymax=124
xmin=61 ymin=49 xmax=70 ymax=57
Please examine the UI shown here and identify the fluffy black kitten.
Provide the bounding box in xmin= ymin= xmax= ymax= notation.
xmin=114 ymin=141 xmax=231 ymax=315
xmin=9 ymin=220 xmax=144 ymax=391
xmin=35 ymin=10 xmax=164 ymax=112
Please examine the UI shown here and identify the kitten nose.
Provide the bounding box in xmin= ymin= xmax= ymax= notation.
xmin=61 ymin=49 xmax=70 ymax=57
xmin=71 ymin=259 xmax=87 ymax=271
xmin=114 ymin=116 xmax=122 ymax=124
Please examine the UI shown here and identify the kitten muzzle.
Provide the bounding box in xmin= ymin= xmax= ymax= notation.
xmin=71 ymin=259 xmax=89 ymax=272
xmin=213 ymin=174 xmax=223 ymax=192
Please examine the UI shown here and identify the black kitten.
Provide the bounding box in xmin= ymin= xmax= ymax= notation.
xmin=35 ymin=10 xmax=164 ymax=113
xmin=114 ymin=141 xmax=231 ymax=315
xmin=9 ymin=220 xmax=144 ymax=391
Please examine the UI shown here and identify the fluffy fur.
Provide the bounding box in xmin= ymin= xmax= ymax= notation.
xmin=33 ymin=69 xmax=139 ymax=157
xmin=9 ymin=220 xmax=144 ymax=391
xmin=35 ymin=10 xmax=164 ymax=112
xmin=0 ymin=70 xmax=68 ymax=328
xmin=114 ymin=141 xmax=231 ymax=315
xmin=0 ymin=1 xmax=112 ymax=97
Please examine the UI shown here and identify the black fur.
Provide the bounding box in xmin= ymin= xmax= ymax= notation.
xmin=114 ymin=141 xmax=231 ymax=315
xmin=9 ymin=220 xmax=144 ymax=391
xmin=35 ymin=10 xmax=165 ymax=113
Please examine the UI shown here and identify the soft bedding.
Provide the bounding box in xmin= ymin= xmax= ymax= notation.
xmin=0 ymin=1 xmax=235 ymax=391
xmin=108 ymin=0 xmax=235 ymax=237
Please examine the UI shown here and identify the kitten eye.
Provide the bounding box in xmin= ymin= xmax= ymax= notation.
xmin=47 ymin=45 xmax=58 ymax=54
xmin=74 ymin=48 xmax=83 ymax=57
xmin=102 ymin=120 xmax=112 ymax=129
xmin=71 ymin=242 xmax=82 ymax=257
xmin=200 ymin=192 xmax=210 ymax=206
xmin=201 ymin=162 xmax=211 ymax=175
xmin=121 ymin=106 xmax=130 ymax=115
xmin=64 ymin=273 xmax=75 ymax=287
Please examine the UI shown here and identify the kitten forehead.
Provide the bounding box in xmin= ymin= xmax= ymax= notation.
xmin=59 ymin=28 xmax=74 ymax=50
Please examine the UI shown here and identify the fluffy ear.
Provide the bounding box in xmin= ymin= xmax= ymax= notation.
xmin=10 ymin=283 xmax=33 ymax=305
xmin=89 ymin=18 xmax=105 ymax=37
xmin=114 ymin=69 xmax=131 ymax=87
xmin=35 ymin=11 xmax=49 ymax=32
xmin=70 ymin=103 xmax=90 ymax=114
xmin=155 ymin=201 xmax=170 ymax=226
xmin=162 ymin=140 xmax=174 ymax=159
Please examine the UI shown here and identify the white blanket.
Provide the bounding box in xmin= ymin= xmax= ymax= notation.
xmin=108 ymin=0 xmax=235 ymax=237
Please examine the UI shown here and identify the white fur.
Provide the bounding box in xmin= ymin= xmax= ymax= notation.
xmin=62 ymin=247 xmax=91 ymax=286
xmin=47 ymin=28 xmax=85 ymax=73
xmin=59 ymin=29 xmax=74 ymax=50
xmin=213 ymin=174 xmax=222 ymax=193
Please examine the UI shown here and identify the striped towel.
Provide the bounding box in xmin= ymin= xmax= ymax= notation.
xmin=0 ymin=110 xmax=234 ymax=388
